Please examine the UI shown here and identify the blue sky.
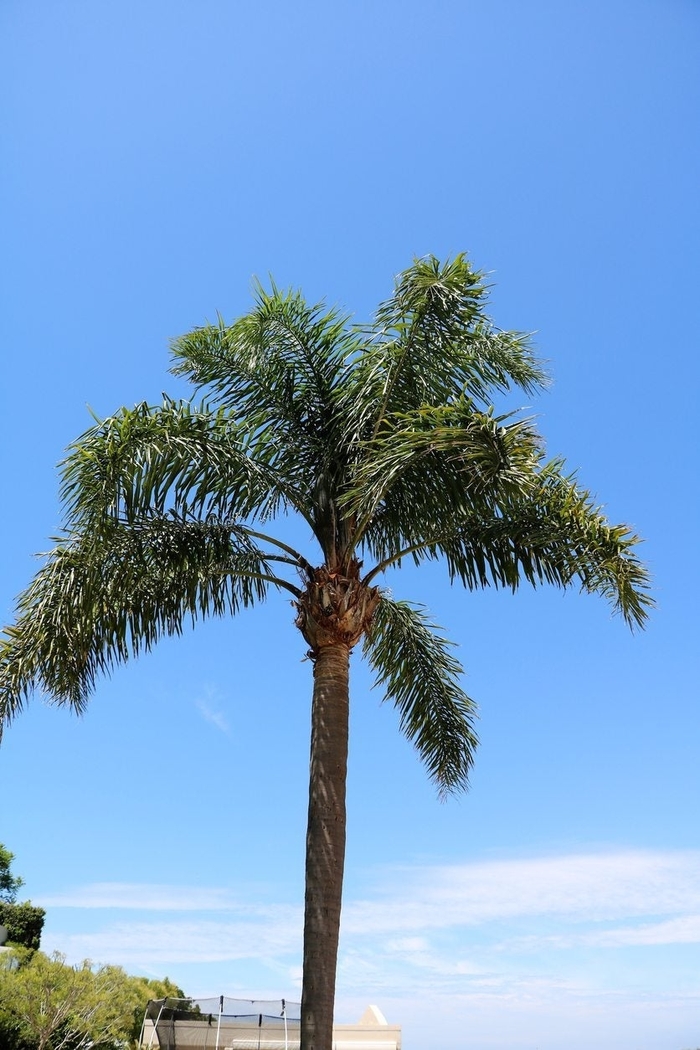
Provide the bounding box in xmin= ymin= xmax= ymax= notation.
xmin=1 ymin=2 xmax=699 ymax=1048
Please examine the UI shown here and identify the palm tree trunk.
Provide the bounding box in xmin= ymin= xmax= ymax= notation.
xmin=300 ymin=641 xmax=350 ymax=1050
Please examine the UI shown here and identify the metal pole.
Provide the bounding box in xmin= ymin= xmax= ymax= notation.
xmin=145 ymin=999 xmax=167 ymax=1050
xmin=137 ymin=1003 xmax=149 ymax=1049
xmin=215 ymin=995 xmax=224 ymax=1050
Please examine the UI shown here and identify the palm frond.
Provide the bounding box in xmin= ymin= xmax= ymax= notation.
xmin=0 ymin=517 xmax=287 ymax=722
xmin=170 ymin=287 xmax=373 ymax=560
xmin=363 ymin=596 xmax=478 ymax=796
xmin=1 ymin=256 xmax=652 ymax=742
xmin=364 ymin=461 xmax=653 ymax=629
xmin=170 ymin=286 xmax=361 ymax=463
xmin=344 ymin=400 xmax=542 ymax=550
xmin=60 ymin=398 xmax=309 ymax=530
xmin=339 ymin=255 xmax=547 ymax=448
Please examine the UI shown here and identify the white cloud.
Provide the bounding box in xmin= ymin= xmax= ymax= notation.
xmin=385 ymin=937 xmax=429 ymax=953
xmin=585 ymin=912 xmax=700 ymax=947
xmin=341 ymin=849 xmax=700 ymax=934
xmin=495 ymin=913 xmax=700 ymax=953
xmin=40 ymin=883 xmax=244 ymax=910
xmin=41 ymin=848 xmax=700 ymax=934
xmin=38 ymin=849 xmax=700 ymax=996
xmin=196 ymin=696 xmax=230 ymax=734
xmin=49 ymin=914 xmax=301 ymax=966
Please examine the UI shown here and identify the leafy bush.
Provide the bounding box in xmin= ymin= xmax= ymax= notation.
xmin=0 ymin=950 xmax=185 ymax=1050
xmin=0 ymin=844 xmax=24 ymax=904
xmin=0 ymin=902 xmax=45 ymax=951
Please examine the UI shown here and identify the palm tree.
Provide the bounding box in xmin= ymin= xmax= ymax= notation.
xmin=0 ymin=255 xmax=651 ymax=1050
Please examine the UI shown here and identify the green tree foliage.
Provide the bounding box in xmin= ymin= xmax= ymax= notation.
xmin=0 ymin=950 xmax=183 ymax=1050
xmin=0 ymin=845 xmax=45 ymax=952
xmin=0 ymin=1003 xmax=36 ymax=1050
xmin=124 ymin=975 xmax=186 ymax=1045
xmin=0 ymin=902 xmax=46 ymax=952
xmin=0 ymin=256 xmax=652 ymax=1050
xmin=0 ymin=844 xmax=24 ymax=904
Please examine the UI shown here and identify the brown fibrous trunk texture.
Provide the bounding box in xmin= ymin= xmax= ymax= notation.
xmin=297 ymin=564 xmax=380 ymax=1050
xmin=300 ymin=643 xmax=349 ymax=1050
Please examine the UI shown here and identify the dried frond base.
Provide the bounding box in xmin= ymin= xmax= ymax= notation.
xmin=295 ymin=564 xmax=380 ymax=653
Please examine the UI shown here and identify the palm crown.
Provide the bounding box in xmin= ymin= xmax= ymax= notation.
xmin=0 ymin=255 xmax=651 ymax=1050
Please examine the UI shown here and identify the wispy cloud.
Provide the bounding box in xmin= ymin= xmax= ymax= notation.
xmin=40 ymin=883 xmax=244 ymax=910
xmin=196 ymin=696 xmax=231 ymax=735
xmin=581 ymin=912 xmax=700 ymax=948
xmin=37 ymin=849 xmax=700 ymax=1049
xmin=342 ymin=849 xmax=700 ymax=934
xmin=41 ymin=849 xmax=700 ymax=930
xmin=52 ymin=914 xmax=301 ymax=965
